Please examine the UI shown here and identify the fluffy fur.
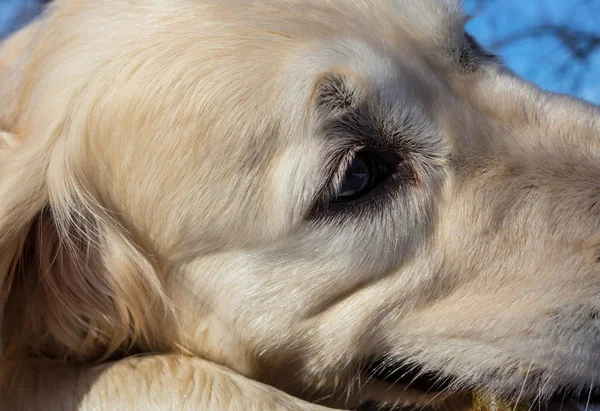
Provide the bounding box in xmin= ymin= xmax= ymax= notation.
xmin=0 ymin=0 xmax=599 ymax=409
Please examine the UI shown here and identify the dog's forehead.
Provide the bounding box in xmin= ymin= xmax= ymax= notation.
xmin=188 ymin=0 xmax=467 ymax=58
xmin=388 ymin=0 xmax=466 ymax=41
xmin=295 ymin=0 xmax=466 ymax=53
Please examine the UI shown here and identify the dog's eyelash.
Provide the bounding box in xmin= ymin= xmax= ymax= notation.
xmin=326 ymin=148 xmax=364 ymax=199
xmin=308 ymin=147 xmax=362 ymax=214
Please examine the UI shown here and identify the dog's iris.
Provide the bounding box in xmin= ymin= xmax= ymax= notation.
xmin=334 ymin=152 xmax=386 ymax=201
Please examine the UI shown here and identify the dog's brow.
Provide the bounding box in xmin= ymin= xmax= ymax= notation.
xmin=315 ymin=74 xmax=356 ymax=113
xmin=319 ymin=103 xmax=423 ymax=156
xmin=315 ymin=76 xmax=419 ymax=149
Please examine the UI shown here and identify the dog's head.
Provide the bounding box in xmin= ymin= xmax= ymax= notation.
xmin=1 ymin=0 xmax=599 ymax=409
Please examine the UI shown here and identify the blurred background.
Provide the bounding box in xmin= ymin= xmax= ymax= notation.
xmin=1 ymin=0 xmax=599 ymax=104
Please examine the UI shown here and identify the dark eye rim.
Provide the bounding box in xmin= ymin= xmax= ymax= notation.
xmin=306 ymin=146 xmax=417 ymax=220
xmin=312 ymin=147 xmax=404 ymax=212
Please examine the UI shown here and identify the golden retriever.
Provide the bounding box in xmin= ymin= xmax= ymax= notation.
xmin=1 ymin=0 xmax=599 ymax=410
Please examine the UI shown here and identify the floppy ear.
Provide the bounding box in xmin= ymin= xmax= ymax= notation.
xmin=0 ymin=21 xmax=174 ymax=362
xmin=0 ymin=20 xmax=56 ymax=309
xmin=0 ymin=132 xmax=174 ymax=363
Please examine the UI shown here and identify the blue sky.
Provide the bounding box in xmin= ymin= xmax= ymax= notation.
xmin=464 ymin=0 xmax=600 ymax=104
xmin=0 ymin=0 xmax=41 ymax=39
xmin=1 ymin=0 xmax=599 ymax=104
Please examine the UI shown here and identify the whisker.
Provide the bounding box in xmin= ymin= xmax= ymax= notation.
xmin=584 ymin=378 xmax=594 ymax=411
xmin=528 ymin=374 xmax=552 ymax=411
xmin=418 ymin=387 xmax=452 ymax=411
xmin=388 ymin=362 xmax=424 ymax=392
xmin=514 ymin=360 xmax=534 ymax=411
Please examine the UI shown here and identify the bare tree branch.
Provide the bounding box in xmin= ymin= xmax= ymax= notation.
xmin=467 ymin=0 xmax=599 ymax=100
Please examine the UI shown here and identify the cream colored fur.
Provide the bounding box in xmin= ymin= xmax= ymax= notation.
xmin=1 ymin=0 xmax=599 ymax=410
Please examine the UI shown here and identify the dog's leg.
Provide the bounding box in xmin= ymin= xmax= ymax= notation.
xmin=2 ymin=355 xmax=340 ymax=411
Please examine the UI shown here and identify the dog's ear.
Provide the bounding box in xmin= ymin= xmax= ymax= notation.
xmin=0 ymin=128 xmax=172 ymax=366
xmin=0 ymin=14 xmax=174 ymax=365
xmin=0 ymin=136 xmax=174 ymax=363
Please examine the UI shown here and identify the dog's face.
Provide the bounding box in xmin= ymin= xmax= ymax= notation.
xmin=1 ymin=0 xmax=599 ymax=409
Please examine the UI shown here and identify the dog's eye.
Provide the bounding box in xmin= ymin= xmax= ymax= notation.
xmin=333 ymin=152 xmax=387 ymax=202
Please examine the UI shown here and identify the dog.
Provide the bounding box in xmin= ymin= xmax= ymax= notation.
xmin=1 ymin=0 xmax=599 ymax=409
